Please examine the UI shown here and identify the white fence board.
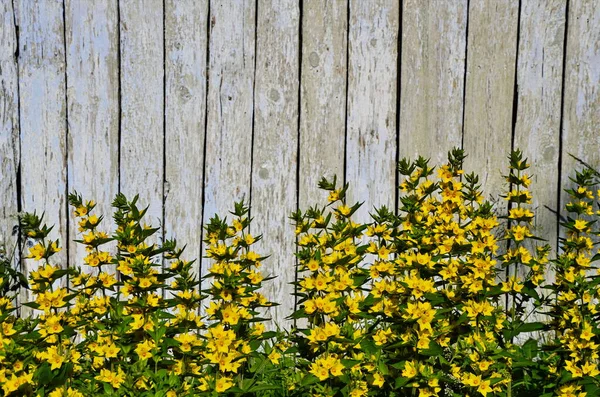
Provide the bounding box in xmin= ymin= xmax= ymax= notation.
xmin=16 ymin=0 xmax=69 ymax=307
xmin=201 ymin=0 xmax=256 ymax=284
xmin=252 ymin=0 xmax=300 ymax=328
xmin=400 ymin=0 xmax=467 ymax=164
xmin=514 ymin=0 xmax=566 ymax=256
xmin=119 ymin=1 xmax=164 ymax=231
xmin=65 ymin=0 xmax=119 ymax=272
xmin=463 ymin=1 xmax=519 ymax=204
xmin=346 ymin=0 xmax=399 ymax=221
xmin=299 ymin=0 xmax=347 ymax=208
xmin=560 ymin=0 xmax=600 ymax=209
xmin=0 ymin=0 xmax=20 ymax=255
xmin=164 ymin=0 xmax=208 ymax=277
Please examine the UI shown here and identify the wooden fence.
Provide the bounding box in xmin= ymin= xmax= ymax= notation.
xmin=1 ymin=0 xmax=599 ymax=326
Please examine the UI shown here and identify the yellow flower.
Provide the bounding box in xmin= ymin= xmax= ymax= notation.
xmin=309 ymin=363 xmax=329 ymax=381
xmin=138 ymin=277 xmax=153 ymax=289
xmin=28 ymin=243 xmax=46 ymax=261
xmin=95 ymin=368 xmax=125 ymax=389
xmin=42 ymin=346 xmax=65 ymax=370
xmin=215 ymin=376 xmax=234 ymax=393
xmin=268 ymin=350 xmax=281 ymax=364
xmin=402 ymin=361 xmax=418 ymax=378
xmin=221 ymin=304 xmax=241 ymax=325
xmin=135 ymin=339 xmax=156 ymax=360
xmin=582 ymin=361 xmax=600 ymax=377
xmin=337 ymin=204 xmax=351 ymax=216
xmin=37 ymin=263 xmax=56 ymax=279
xmin=328 ymin=190 xmax=340 ymax=202
xmin=574 ymin=219 xmax=589 ymax=232
xmin=478 ymin=379 xmax=493 ymax=396
xmin=102 ymin=343 xmax=121 ymax=358
xmin=372 ymin=373 xmax=384 ymax=387
xmin=244 ymin=233 xmax=255 ymax=245
xmin=2 ymin=374 xmax=20 ymax=395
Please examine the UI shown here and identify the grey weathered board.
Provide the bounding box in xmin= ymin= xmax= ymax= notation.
xmin=399 ymin=0 xmax=467 ymax=165
xmin=1 ymin=0 xmax=599 ymax=328
xmin=119 ymin=1 xmax=164 ymax=236
xmin=299 ymin=0 xmax=347 ymax=208
xmin=164 ymin=0 xmax=208 ymax=280
xmin=15 ymin=0 xmax=69 ymax=310
xmin=463 ymin=1 xmax=519 ymax=207
xmin=65 ymin=0 xmax=119 ymax=273
xmin=514 ymin=0 xmax=567 ymax=328
xmin=251 ymin=0 xmax=300 ymax=328
xmin=0 ymin=0 xmax=19 ymax=257
xmin=514 ymin=0 xmax=566 ymax=257
xmin=561 ymin=0 xmax=600 ymax=217
xmin=201 ymin=0 xmax=256 ymax=291
xmin=346 ymin=0 xmax=399 ymax=222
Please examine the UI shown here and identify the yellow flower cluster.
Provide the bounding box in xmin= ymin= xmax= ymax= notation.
xmin=3 ymin=149 xmax=600 ymax=396
xmin=547 ymin=168 xmax=600 ymax=394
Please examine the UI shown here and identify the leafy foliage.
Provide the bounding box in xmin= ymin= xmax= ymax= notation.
xmin=1 ymin=149 xmax=599 ymax=397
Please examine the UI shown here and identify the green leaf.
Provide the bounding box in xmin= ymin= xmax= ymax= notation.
xmin=394 ymin=377 xmax=409 ymax=388
xmin=248 ymin=384 xmax=281 ymax=393
xmin=420 ymin=341 xmax=443 ymax=356
xmin=300 ymin=374 xmax=319 ymax=387
xmin=360 ymin=338 xmax=378 ymax=355
xmin=36 ymin=364 xmax=53 ymax=385
xmin=341 ymin=359 xmax=362 ymax=369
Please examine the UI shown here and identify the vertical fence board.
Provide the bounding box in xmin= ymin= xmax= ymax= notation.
xmin=252 ymin=0 xmax=300 ymax=328
xmin=561 ymin=1 xmax=600 ymax=212
xmin=201 ymin=0 xmax=256 ymax=283
xmin=16 ymin=0 xmax=68 ymax=307
xmin=65 ymin=0 xmax=119 ymax=272
xmin=299 ymin=0 xmax=347 ymax=208
xmin=346 ymin=0 xmax=399 ymax=221
xmin=399 ymin=0 xmax=467 ymax=165
xmin=164 ymin=0 xmax=208 ymax=278
xmin=514 ymin=0 xmax=566 ymax=257
xmin=119 ymin=1 xmax=164 ymax=230
xmin=0 ymin=0 xmax=20 ymax=255
xmin=463 ymin=2 xmax=519 ymax=204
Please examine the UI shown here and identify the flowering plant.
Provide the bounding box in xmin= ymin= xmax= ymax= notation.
xmin=1 ymin=149 xmax=599 ymax=397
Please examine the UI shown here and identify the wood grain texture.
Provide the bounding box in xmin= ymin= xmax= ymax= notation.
xmin=400 ymin=0 xmax=467 ymax=165
xmin=252 ymin=0 xmax=300 ymax=328
xmin=202 ymin=0 xmax=255 ymax=283
xmin=164 ymin=0 xmax=208 ymax=279
xmin=346 ymin=0 xmax=399 ymax=222
xmin=119 ymin=0 xmax=164 ymax=231
xmin=0 ymin=0 xmax=20 ymax=254
xmin=560 ymin=0 xmax=600 ymax=210
xmin=462 ymin=1 xmax=519 ymax=205
xmin=299 ymin=0 xmax=347 ymax=209
xmin=514 ymin=0 xmax=566 ymax=256
xmin=65 ymin=0 xmax=119 ymax=272
xmin=16 ymin=0 xmax=68 ymax=307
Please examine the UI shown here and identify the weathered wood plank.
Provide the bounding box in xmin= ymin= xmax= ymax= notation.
xmin=201 ymin=0 xmax=255 ymax=283
xmin=514 ymin=0 xmax=566 ymax=256
xmin=462 ymin=1 xmax=519 ymax=204
xmin=119 ymin=0 xmax=164 ymax=231
xmin=65 ymin=0 xmax=119 ymax=272
xmin=16 ymin=0 xmax=68 ymax=306
xmin=164 ymin=0 xmax=208 ymax=278
xmin=560 ymin=0 xmax=600 ymax=212
xmin=252 ymin=0 xmax=300 ymax=328
xmin=346 ymin=0 xmax=399 ymax=221
xmin=299 ymin=0 xmax=347 ymax=208
xmin=399 ymin=0 xmax=467 ymax=165
xmin=0 ymin=0 xmax=20 ymax=256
